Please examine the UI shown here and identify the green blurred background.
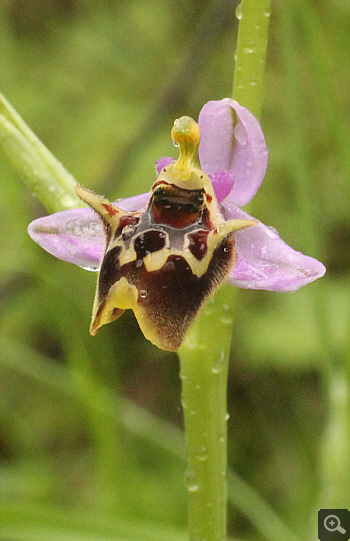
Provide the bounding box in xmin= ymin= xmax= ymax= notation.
xmin=0 ymin=0 xmax=349 ymax=539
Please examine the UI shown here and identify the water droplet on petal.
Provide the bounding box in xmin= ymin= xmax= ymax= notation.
xmin=235 ymin=3 xmax=242 ymax=19
xmin=234 ymin=124 xmax=248 ymax=145
xmin=139 ymin=289 xmax=147 ymax=299
xmin=266 ymin=225 xmax=279 ymax=237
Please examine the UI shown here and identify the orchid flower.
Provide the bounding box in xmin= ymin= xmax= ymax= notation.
xmin=28 ymin=98 xmax=325 ymax=350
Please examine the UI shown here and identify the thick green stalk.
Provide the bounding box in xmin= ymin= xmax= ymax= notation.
xmin=178 ymin=285 xmax=236 ymax=541
xmin=177 ymin=2 xmax=271 ymax=540
xmin=232 ymin=0 xmax=271 ymax=120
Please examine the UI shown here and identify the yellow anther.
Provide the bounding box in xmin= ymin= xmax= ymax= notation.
xmin=171 ymin=116 xmax=201 ymax=175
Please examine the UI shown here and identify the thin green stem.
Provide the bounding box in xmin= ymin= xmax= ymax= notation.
xmin=178 ymin=285 xmax=236 ymax=541
xmin=177 ymin=1 xmax=271 ymax=539
xmin=232 ymin=0 xmax=272 ymax=119
xmin=0 ymin=93 xmax=83 ymax=213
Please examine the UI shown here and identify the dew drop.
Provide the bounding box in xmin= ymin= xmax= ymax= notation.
xmin=122 ymin=224 xmax=135 ymax=240
xmin=60 ymin=194 xmax=77 ymax=209
xmin=221 ymin=304 xmax=233 ymax=325
xmin=220 ymin=315 xmax=233 ymax=325
xmin=223 ymin=246 xmax=229 ymax=253
xmin=179 ymin=370 xmax=188 ymax=382
xmin=81 ymin=266 xmax=99 ymax=272
xmin=184 ymin=468 xmax=200 ymax=492
xmin=244 ymin=42 xmax=256 ymax=54
xmin=139 ymin=289 xmax=147 ymax=299
xmin=235 ymin=3 xmax=242 ymax=19
xmin=211 ymin=350 xmax=225 ymax=374
xmin=135 ymin=259 xmax=143 ymax=268
xmin=234 ymin=124 xmax=248 ymax=145
xmin=195 ymin=446 xmax=208 ymax=462
xmin=212 ymin=366 xmax=222 ymax=375
xmin=266 ymin=225 xmax=279 ymax=237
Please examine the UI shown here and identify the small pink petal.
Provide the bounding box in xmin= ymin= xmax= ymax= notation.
xmin=209 ymin=170 xmax=235 ymax=203
xmin=198 ymin=98 xmax=268 ymax=207
xmin=156 ymin=156 xmax=174 ymax=175
xmin=28 ymin=192 xmax=151 ymax=269
xmin=223 ymin=201 xmax=326 ymax=291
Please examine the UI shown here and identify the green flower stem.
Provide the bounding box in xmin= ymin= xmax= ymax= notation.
xmin=178 ymin=285 xmax=236 ymax=541
xmin=0 ymin=93 xmax=83 ymax=213
xmin=178 ymin=2 xmax=271 ymax=539
xmin=232 ymin=0 xmax=271 ymax=120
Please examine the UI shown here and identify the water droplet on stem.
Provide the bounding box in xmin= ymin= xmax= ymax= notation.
xmin=184 ymin=467 xmax=200 ymax=492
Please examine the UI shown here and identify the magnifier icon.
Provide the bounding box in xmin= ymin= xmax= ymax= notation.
xmin=324 ymin=514 xmax=346 ymax=534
